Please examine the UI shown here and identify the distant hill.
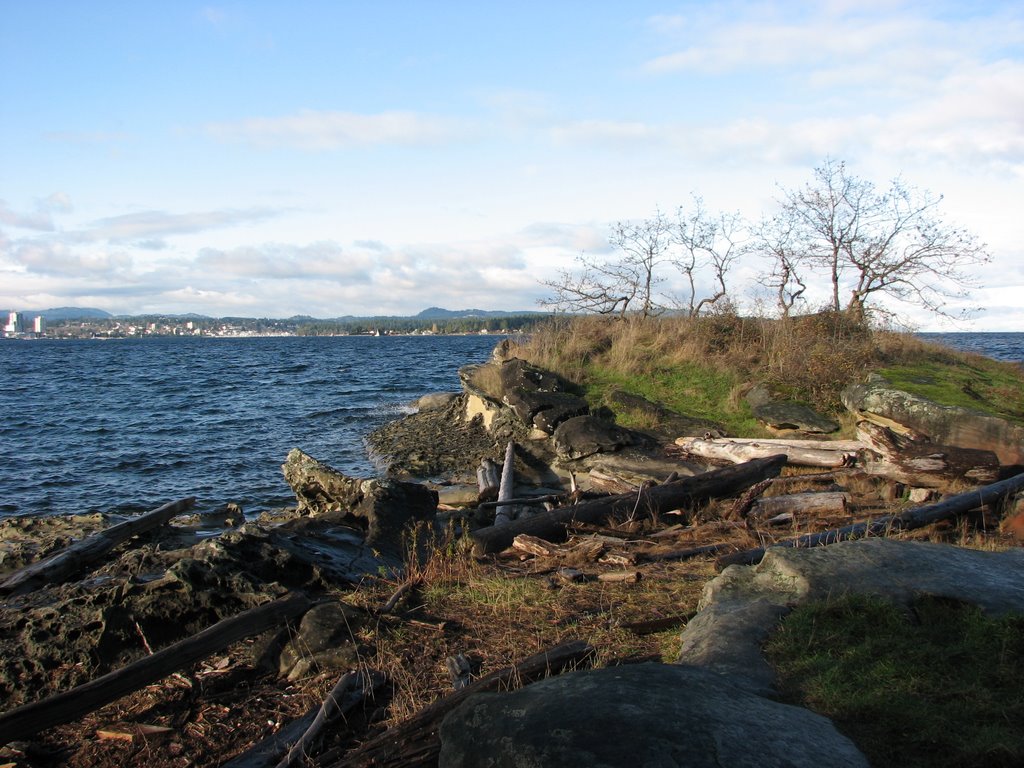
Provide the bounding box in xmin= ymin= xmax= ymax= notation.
xmin=23 ymin=307 xmax=114 ymax=321
xmin=415 ymin=307 xmax=540 ymax=319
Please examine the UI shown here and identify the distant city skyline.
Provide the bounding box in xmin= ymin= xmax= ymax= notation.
xmin=1 ymin=2 xmax=1021 ymax=330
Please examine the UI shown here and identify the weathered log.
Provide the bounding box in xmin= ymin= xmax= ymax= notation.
xmin=857 ymin=421 xmax=1000 ymax=489
xmin=0 ymin=497 xmax=196 ymax=595
xmin=587 ymin=468 xmax=640 ymax=494
xmin=476 ymin=458 xmax=500 ymax=502
xmin=275 ymin=669 xmax=384 ymax=768
xmin=478 ymin=494 xmax=566 ymax=510
xmin=0 ymin=592 xmax=312 ymax=745
xmin=597 ymin=570 xmax=642 ymax=583
xmin=470 ymin=455 xmax=787 ymax=556
xmin=692 ymin=436 xmax=866 ymax=452
xmin=718 ymin=469 xmax=1024 ymax=568
xmin=675 ymin=436 xmax=857 ymax=468
xmin=748 ymin=492 xmax=851 ymax=520
xmin=494 ymin=441 xmax=517 ymax=526
xmin=511 ymin=534 xmax=557 ymax=557
xmin=330 ymin=640 xmax=596 ymax=768
xmin=221 ymin=710 xmax=319 ymax=768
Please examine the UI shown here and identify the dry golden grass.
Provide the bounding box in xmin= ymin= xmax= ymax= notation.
xmin=509 ymin=311 xmax=965 ymax=414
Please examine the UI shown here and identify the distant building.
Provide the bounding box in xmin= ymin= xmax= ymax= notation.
xmin=33 ymin=316 xmax=46 ymax=335
xmin=4 ymin=311 xmax=25 ymax=336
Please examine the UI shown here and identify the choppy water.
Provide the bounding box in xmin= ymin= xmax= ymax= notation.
xmin=0 ymin=335 xmax=497 ymax=518
xmin=1 ymin=331 xmax=1020 ymax=520
xmin=917 ymin=332 xmax=1024 ymax=364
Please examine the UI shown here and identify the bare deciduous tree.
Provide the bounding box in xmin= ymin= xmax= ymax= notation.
xmin=673 ymin=196 xmax=744 ymax=317
xmin=542 ymin=209 xmax=674 ymax=319
xmin=771 ymin=159 xmax=990 ymax=320
xmin=756 ymin=214 xmax=807 ymax=317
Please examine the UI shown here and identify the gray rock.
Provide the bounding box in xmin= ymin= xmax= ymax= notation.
xmin=552 ymin=415 xmax=635 ymax=460
xmin=281 ymin=449 xmax=437 ymax=546
xmin=842 ymin=373 xmax=1024 ymax=465
xmin=677 ymin=539 xmax=1024 ymax=694
xmin=752 ymin=401 xmax=839 ymax=433
xmin=278 ymin=601 xmax=364 ymax=681
xmin=414 ymin=392 xmax=460 ymax=411
xmin=504 ymin=389 xmax=589 ymax=433
xmin=606 ymin=389 xmax=724 ymax=438
xmin=438 ymin=663 xmax=868 ymax=768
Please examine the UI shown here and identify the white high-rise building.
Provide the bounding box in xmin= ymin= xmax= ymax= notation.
xmin=33 ymin=315 xmax=46 ymax=335
xmin=4 ymin=311 xmax=24 ymax=336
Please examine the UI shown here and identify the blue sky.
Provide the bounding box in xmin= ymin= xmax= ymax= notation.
xmin=1 ymin=1 xmax=1021 ymax=329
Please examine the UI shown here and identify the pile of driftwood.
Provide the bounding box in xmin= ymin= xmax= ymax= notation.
xmin=467 ymin=435 xmax=1024 ymax=578
xmin=675 ymin=421 xmax=1001 ymax=489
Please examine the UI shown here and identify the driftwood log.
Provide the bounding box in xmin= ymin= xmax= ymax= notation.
xmin=0 ymin=592 xmax=313 ymax=745
xmin=471 ymin=455 xmax=787 ymax=556
xmin=0 ymin=497 xmax=196 ymax=596
xmin=856 ymin=421 xmax=1001 ymax=488
xmin=494 ymin=441 xmax=517 ymax=526
xmin=719 ymin=469 xmax=1024 ymax=568
xmin=675 ymin=436 xmax=858 ymax=468
xmin=275 ymin=669 xmax=385 ymax=768
xmin=748 ymin=492 xmax=851 ymax=520
xmin=477 ymin=458 xmax=500 ymax=502
xmin=329 ymin=639 xmax=596 ymax=768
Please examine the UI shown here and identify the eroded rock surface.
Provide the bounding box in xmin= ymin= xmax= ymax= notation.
xmin=842 ymin=373 xmax=1024 ymax=465
xmin=439 ymin=663 xmax=869 ymax=768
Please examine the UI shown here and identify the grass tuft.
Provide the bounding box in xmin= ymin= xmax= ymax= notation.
xmin=764 ymin=593 xmax=1024 ymax=768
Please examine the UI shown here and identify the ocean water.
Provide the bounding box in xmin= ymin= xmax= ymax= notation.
xmin=0 ymin=335 xmax=498 ymax=518
xmin=917 ymin=332 xmax=1024 ymax=364
xmin=1 ymin=332 xmax=1020 ymax=520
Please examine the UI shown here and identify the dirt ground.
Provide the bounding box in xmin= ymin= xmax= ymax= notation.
xmin=0 ymin=452 xmax=1018 ymax=768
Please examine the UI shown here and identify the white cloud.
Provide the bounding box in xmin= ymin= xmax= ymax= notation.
xmin=75 ymin=207 xmax=279 ymax=243
xmin=205 ymin=110 xmax=473 ymax=150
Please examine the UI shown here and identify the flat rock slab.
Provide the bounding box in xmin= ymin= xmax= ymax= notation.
xmin=752 ymin=401 xmax=839 ymax=433
xmin=438 ymin=662 xmax=868 ymax=768
xmin=678 ymin=539 xmax=1024 ymax=694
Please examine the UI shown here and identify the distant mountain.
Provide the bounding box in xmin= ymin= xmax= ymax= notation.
xmin=29 ymin=307 xmax=114 ymax=321
xmin=415 ymin=307 xmax=540 ymax=319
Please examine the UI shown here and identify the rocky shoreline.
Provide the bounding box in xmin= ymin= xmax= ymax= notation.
xmin=1 ymin=345 xmax=1023 ymax=766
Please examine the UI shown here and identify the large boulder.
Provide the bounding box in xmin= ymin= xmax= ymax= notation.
xmin=605 ymin=389 xmax=724 ymax=438
xmin=460 ymin=358 xmax=589 ymax=435
xmin=278 ymin=601 xmax=365 ymax=681
xmin=281 ymin=449 xmax=437 ymax=544
xmin=677 ymin=539 xmax=1024 ymax=695
xmin=438 ymin=663 xmax=868 ymax=768
xmin=552 ymin=415 xmax=635 ymax=460
xmin=842 ymin=374 xmax=1024 ymax=466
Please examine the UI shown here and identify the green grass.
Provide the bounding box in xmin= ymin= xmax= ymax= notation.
xmin=582 ymin=362 xmax=762 ymax=436
xmin=878 ymin=360 xmax=1024 ymax=425
xmin=764 ymin=594 xmax=1024 ymax=768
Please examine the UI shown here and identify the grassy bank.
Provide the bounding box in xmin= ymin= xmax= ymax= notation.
xmin=508 ymin=312 xmax=1024 ymax=434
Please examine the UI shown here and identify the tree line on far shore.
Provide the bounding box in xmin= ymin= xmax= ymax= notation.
xmin=542 ymin=159 xmax=990 ymax=325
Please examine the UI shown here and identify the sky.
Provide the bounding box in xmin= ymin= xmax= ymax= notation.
xmin=1 ymin=1 xmax=1021 ymax=330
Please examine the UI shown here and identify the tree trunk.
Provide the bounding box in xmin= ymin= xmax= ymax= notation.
xmin=0 ymin=497 xmax=196 ymax=596
xmin=329 ymin=640 xmax=596 ymax=768
xmin=471 ymin=455 xmax=787 ymax=556
xmin=674 ymin=437 xmax=857 ymax=468
xmin=0 ymin=592 xmax=312 ymax=745
xmin=718 ymin=469 xmax=1024 ymax=567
